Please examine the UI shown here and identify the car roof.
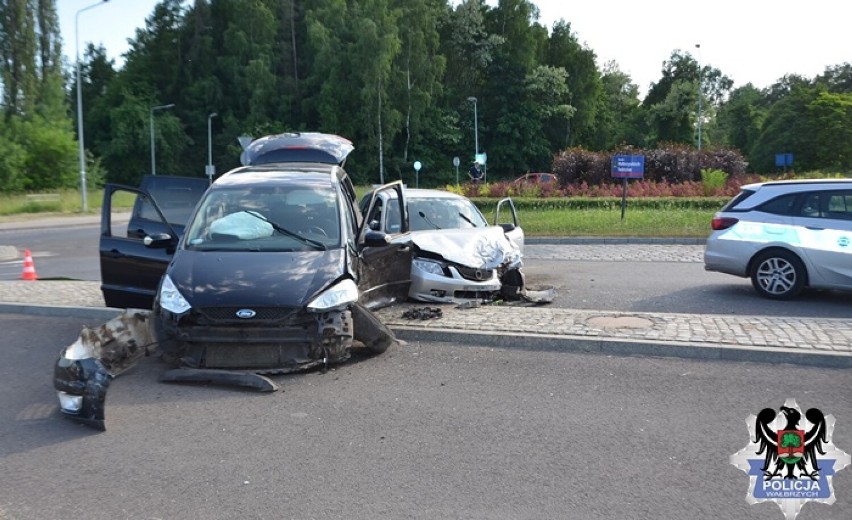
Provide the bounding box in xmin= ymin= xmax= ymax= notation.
xmin=215 ymin=163 xmax=339 ymax=187
xmin=729 ymin=178 xmax=852 ymax=210
xmin=241 ymin=132 xmax=354 ymax=166
xmin=743 ymin=178 xmax=852 ymax=191
xmin=371 ymin=188 xmax=468 ymax=201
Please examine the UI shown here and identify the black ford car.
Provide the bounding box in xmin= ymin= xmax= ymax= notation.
xmin=55 ymin=133 xmax=412 ymax=429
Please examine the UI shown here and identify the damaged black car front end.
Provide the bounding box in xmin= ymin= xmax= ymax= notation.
xmin=55 ymin=132 xmax=411 ymax=430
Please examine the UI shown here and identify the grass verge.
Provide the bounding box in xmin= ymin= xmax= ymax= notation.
xmin=0 ymin=188 xmax=716 ymax=237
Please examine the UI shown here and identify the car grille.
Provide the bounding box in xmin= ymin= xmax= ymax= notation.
xmin=199 ymin=306 xmax=298 ymax=322
xmin=455 ymin=266 xmax=494 ymax=282
xmin=203 ymin=343 xmax=311 ymax=369
xmin=453 ymin=290 xmax=497 ymax=300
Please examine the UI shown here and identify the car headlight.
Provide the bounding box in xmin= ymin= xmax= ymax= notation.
xmin=413 ymin=258 xmax=445 ymax=277
xmin=158 ymin=274 xmax=192 ymax=314
xmin=307 ymin=279 xmax=358 ymax=312
xmin=57 ymin=392 xmax=83 ymax=414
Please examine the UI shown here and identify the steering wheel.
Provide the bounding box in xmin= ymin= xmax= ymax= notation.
xmin=301 ymin=226 xmax=328 ymax=237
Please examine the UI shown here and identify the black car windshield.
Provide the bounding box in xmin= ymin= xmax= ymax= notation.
xmin=183 ymin=184 xmax=340 ymax=251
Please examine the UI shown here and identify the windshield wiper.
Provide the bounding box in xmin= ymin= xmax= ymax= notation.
xmin=241 ymin=211 xmax=326 ymax=251
xmin=418 ymin=211 xmax=441 ymax=230
xmin=458 ymin=213 xmax=477 ymax=227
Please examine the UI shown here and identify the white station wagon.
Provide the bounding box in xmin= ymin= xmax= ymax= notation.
xmin=704 ymin=178 xmax=852 ymax=299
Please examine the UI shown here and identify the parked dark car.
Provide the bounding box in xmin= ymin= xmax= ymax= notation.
xmin=55 ymin=132 xmax=412 ymax=429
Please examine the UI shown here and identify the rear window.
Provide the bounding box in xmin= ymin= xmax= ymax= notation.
xmin=758 ymin=193 xmax=798 ymax=216
xmin=720 ymin=189 xmax=755 ymax=211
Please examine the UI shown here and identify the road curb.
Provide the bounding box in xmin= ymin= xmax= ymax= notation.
xmin=3 ymin=303 xmax=845 ymax=370
xmin=0 ymin=303 xmax=122 ymax=322
xmin=392 ymin=327 xmax=852 ymax=369
xmin=525 ymin=236 xmax=706 ymax=245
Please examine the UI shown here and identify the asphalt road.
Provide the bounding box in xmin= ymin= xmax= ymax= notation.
xmin=2 ymin=222 xmax=850 ymax=319
xmin=1 ymin=314 xmax=850 ymax=520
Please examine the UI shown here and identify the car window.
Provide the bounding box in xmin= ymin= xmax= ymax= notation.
xmin=407 ymin=197 xmax=488 ymax=231
xmin=184 ymin=185 xmax=341 ymax=251
xmin=826 ymin=191 xmax=852 ymax=220
xmin=722 ymin=189 xmax=756 ymax=211
xmin=759 ymin=193 xmax=798 ymax=216
xmin=798 ymin=193 xmax=822 ymax=217
xmin=133 ymin=176 xmax=208 ymax=227
xmin=366 ymin=197 xmax=384 ymax=230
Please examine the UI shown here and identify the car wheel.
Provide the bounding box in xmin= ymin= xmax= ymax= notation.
xmin=750 ymin=250 xmax=806 ymax=299
xmin=152 ymin=313 xmax=188 ymax=366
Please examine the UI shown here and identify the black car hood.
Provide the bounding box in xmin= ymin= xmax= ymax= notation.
xmin=167 ymin=249 xmax=346 ymax=308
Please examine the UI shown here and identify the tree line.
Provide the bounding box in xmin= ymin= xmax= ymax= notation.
xmin=1 ymin=0 xmax=850 ymax=192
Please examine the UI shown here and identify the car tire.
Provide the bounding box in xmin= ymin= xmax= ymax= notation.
xmin=750 ymin=249 xmax=806 ymax=299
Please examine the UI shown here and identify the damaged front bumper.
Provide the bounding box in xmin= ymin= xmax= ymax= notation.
xmin=53 ymin=304 xmax=398 ymax=431
xmin=409 ymin=258 xmax=502 ymax=303
xmin=54 ymin=356 xmax=111 ymax=430
xmin=53 ymin=309 xmax=155 ymax=431
xmin=153 ymin=305 xmax=355 ymax=372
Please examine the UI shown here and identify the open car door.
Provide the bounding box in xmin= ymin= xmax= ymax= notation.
xmin=100 ymin=176 xmax=208 ymax=309
xmin=495 ymin=197 xmax=524 ymax=250
xmin=356 ymin=180 xmax=412 ymax=309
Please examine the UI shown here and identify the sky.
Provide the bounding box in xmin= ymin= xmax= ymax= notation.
xmin=58 ymin=0 xmax=851 ymax=98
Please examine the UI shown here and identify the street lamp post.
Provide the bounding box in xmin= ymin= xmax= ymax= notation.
xmin=206 ymin=112 xmax=218 ymax=183
xmin=150 ymin=103 xmax=175 ymax=176
xmin=75 ymin=0 xmax=109 ymax=213
xmin=467 ymin=96 xmax=479 ymax=159
xmin=695 ymin=43 xmax=702 ymax=151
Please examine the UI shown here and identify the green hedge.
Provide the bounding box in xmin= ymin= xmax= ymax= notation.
xmin=471 ymin=196 xmax=729 ymax=212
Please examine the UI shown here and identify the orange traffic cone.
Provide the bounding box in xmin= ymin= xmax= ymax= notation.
xmin=21 ymin=249 xmax=38 ymax=281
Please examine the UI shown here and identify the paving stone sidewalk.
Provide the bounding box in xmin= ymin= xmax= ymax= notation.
xmin=1 ymin=280 xmax=849 ymax=368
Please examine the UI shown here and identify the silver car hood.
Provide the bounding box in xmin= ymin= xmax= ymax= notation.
xmin=410 ymin=227 xmax=522 ymax=269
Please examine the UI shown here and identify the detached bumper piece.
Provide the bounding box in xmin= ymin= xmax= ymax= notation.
xmin=54 ymin=356 xmax=111 ymax=431
xmin=53 ymin=310 xmax=155 ymax=432
xmin=160 ymin=368 xmax=279 ymax=392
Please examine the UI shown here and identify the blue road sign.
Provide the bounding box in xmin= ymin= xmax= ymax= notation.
xmin=611 ymin=155 xmax=645 ymax=179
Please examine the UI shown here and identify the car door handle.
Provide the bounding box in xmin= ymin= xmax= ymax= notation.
xmin=397 ymin=246 xmax=410 ymax=252
xmin=805 ymin=226 xmax=825 ymax=230
xmin=104 ymin=249 xmax=126 ymax=258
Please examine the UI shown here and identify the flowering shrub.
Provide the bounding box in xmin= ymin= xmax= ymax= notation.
xmin=453 ymin=175 xmax=759 ymax=199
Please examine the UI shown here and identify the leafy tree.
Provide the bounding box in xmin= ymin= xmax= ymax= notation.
xmin=13 ymin=115 xmax=78 ymax=189
xmin=387 ymin=0 xmax=447 ymax=179
xmin=0 ymin=0 xmax=37 ymax=115
xmin=0 ymin=121 xmax=27 ymax=190
xmin=439 ymin=0 xmax=503 ymax=101
xmin=643 ymin=49 xmax=731 ymax=148
xmin=544 ymin=20 xmax=601 ymax=148
xmin=0 ymin=0 xmax=75 ymax=191
xmin=816 ymin=63 xmax=852 ymax=94
xmin=590 ymin=61 xmax=642 ymax=150
xmin=808 ymin=91 xmax=852 ymax=171
xmin=72 ymin=44 xmax=116 ymax=163
xmin=715 ymin=84 xmax=764 ymax=159
xmin=750 ymin=84 xmax=819 ymax=173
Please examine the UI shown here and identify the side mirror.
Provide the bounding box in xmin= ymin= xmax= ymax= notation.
xmin=369 ymin=220 xmax=381 ymax=231
xmin=363 ymin=231 xmax=391 ymax=247
xmin=143 ymin=233 xmax=173 ymax=249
